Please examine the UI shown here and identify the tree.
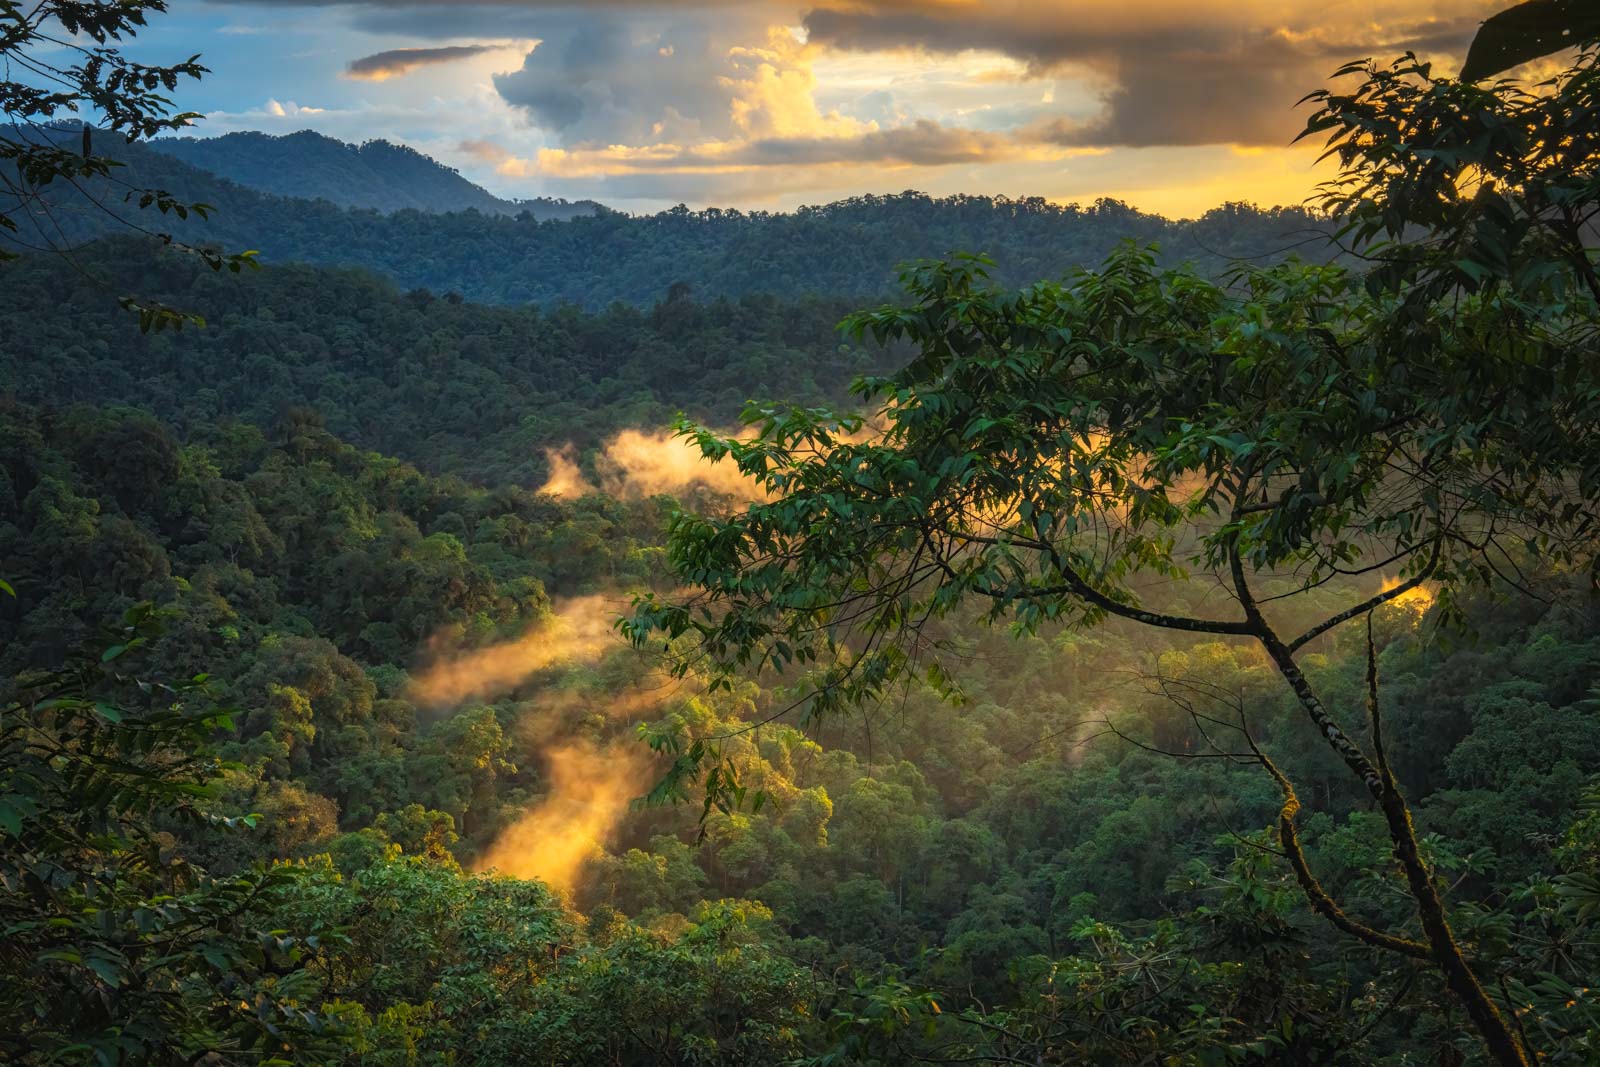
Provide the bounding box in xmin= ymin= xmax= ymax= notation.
xmin=540 ymin=899 xmax=810 ymax=1065
xmin=0 ymin=0 xmax=253 ymax=328
xmin=0 ymin=604 xmax=337 ymax=1063
xmin=626 ymin=24 xmax=1600 ymax=1064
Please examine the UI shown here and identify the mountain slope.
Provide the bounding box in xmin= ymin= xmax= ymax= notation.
xmin=6 ymin=128 xmax=1336 ymax=307
xmin=150 ymin=129 xmax=601 ymax=220
xmin=0 ymin=238 xmax=869 ymax=483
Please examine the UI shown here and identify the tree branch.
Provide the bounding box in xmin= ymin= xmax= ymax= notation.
xmin=1227 ymin=539 xmax=1385 ymax=796
xmin=1249 ymin=735 xmax=1430 ymax=961
xmin=1287 ymin=538 xmax=1442 ymax=653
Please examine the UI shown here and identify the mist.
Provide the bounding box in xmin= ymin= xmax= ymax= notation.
xmin=408 ymin=594 xmax=626 ymax=708
xmin=473 ymin=738 xmax=653 ymax=891
xmin=540 ymin=428 xmax=765 ymax=501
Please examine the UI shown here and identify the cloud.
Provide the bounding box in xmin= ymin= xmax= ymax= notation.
xmin=538 ymin=423 xmax=886 ymax=499
xmin=447 ymin=1 xmax=1493 ymax=203
xmin=736 ymin=119 xmax=1029 ymax=165
xmin=484 ymin=14 xmax=1040 ymax=180
xmin=190 ymin=81 xmax=545 ymax=184
xmin=345 ymin=43 xmax=505 ymax=81
xmin=800 ymin=2 xmax=1493 ymax=147
xmin=492 ymin=16 xmax=778 ymax=147
xmin=528 ymin=118 xmax=1033 ymax=177
xmin=456 ymin=137 xmax=509 ymax=162
xmin=263 ymin=98 xmax=325 ymax=118
xmin=413 ymin=604 xmax=678 ymax=894
xmin=166 ymin=1 xmax=1503 ymax=212
xmin=407 ymin=595 xmax=676 ymax=894
xmin=539 ymin=430 xmax=763 ymax=500
xmin=473 ymin=737 xmax=652 ymax=891
xmin=538 ymin=443 xmax=596 ymax=497
xmin=193 ymin=1 xmax=1498 ymax=154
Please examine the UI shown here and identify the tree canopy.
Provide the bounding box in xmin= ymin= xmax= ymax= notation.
xmin=1 ymin=0 xmax=256 ymax=328
xmin=627 ymin=26 xmax=1600 ymax=1067
xmin=5 ymin=2 xmax=1600 ymax=1063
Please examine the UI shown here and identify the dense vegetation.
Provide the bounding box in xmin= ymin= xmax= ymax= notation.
xmin=0 ymin=239 xmax=873 ymax=483
xmin=8 ymin=129 xmax=1334 ymax=306
xmin=3 ymin=396 xmax=1598 ymax=1064
xmin=621 ymin=24 xmax=1600 ymax=1065
xmin=5 ymin=1 xmax=1600 ymax=1064
xmin=151 ymin=130 xmax=601 ymax=219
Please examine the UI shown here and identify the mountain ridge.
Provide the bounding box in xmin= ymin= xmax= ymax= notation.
xmin=150 ymin=129 xmax=602 ymax=220
xmin=5 ymin=124 xmax=1338 ymax=308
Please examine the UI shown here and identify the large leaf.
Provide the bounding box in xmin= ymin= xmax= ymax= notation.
xmin=1460 ymin=0 xmax=1600 ymax=82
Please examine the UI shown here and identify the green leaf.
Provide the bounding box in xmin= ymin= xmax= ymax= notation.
xmin=0 ymin=798 xmax=21 ymax=837
xmin=85 ymin=956 xmax=124 ymax=987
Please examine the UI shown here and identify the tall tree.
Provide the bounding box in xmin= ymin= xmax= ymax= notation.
xmin=626 ymin=24 xmax=1600 ymax=1067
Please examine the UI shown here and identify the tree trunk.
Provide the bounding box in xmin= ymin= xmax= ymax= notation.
xmin=1257 ymin=632 xmax=1530 ymax=1066
xmin=1225 ymin=549 xmax=1531 ymax=1067
xmin=1374 ymin=768 xmax=1529 ymax=1066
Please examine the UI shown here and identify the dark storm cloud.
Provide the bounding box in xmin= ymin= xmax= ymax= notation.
xmin=801 ymin=4 xmax=1491 ymax=147
xmin=213 ymin=0 xmax=1497 ymax=150
xmin=266 ymin=2 xmax=770 ymax=42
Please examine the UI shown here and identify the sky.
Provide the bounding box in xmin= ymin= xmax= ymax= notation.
xmin=123 ymin=1 xmax=1501 ymax=217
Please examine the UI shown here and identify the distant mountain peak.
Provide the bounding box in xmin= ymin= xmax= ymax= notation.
xmin=150 ymin=129 xmax=602 ymax=220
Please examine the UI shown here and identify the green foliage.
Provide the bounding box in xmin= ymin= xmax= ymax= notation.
xmin=0 ymin=605 xmax=339 ymax=1064
xmin=0 ymin=242 xmax=873 ymax=483
xmin=151 ymin=130 xmax=601 ymax=219
xmin=280 ymin=853 xmax=578 ymax=1038
xmin=5 ymin=136 xmax=1336 ymax=306
xmin=531 ymin=900 xmax=811 ymax=1065
xmin=4 ymin=411 xmax=1599 ymax=1063
xmin=624 ymin=26 xmax=1600 ymax=1066
xmin=6 ymin=381 xmax=1598 ymax=1061
xmin=4 ymin=8 xmax=1600 ymax=1061
xmin=1304 ymin=41 xmax=1600 ymax=322
xmin=811 ymin=845 xmax=1344 ymax=1066
xmin=0 ymin=404 xmax=678 ymax=873
xmin=262 ymin=855 xmax=810 ymax=1065
xmin=628 ymin=240 xmax=1593 ymax=734
xmin=0 ymin=1 xmax=256 ymax=329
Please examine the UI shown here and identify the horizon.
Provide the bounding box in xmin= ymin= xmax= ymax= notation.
xmin=154 ymin=125 xmax=1341 ymax=222
xmin=123 ymin=1 xmax=1502 ymax=218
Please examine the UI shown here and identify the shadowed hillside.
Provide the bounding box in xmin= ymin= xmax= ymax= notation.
xmin=5 ymin=130 xmax=1337 ymax=307
xmin=150 ymin=130 xmax=601 ymax=220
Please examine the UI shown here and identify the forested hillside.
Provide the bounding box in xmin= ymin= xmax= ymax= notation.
xmin=151 ymin=130 xmax=601 ymax=219
xmin=0 ymin=240 xmax=872 ymax=483
xmin=3 ymin=401 xmax=1597 ymax=1064
xmin=7 ymin=128 xmax=1333 ymax=306
xmin=5 ymin=197 xmax=1598 ymax=1067
xmin=6 ymin=1 xmax=1600 ymax=1064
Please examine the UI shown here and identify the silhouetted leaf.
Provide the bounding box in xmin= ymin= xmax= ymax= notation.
xmin=1461 ymin=0 xmax=1600 ymax=82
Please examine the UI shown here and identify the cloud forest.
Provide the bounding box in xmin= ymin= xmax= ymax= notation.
xmin=2 ymin=2 xmax=1599 ymax=1065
